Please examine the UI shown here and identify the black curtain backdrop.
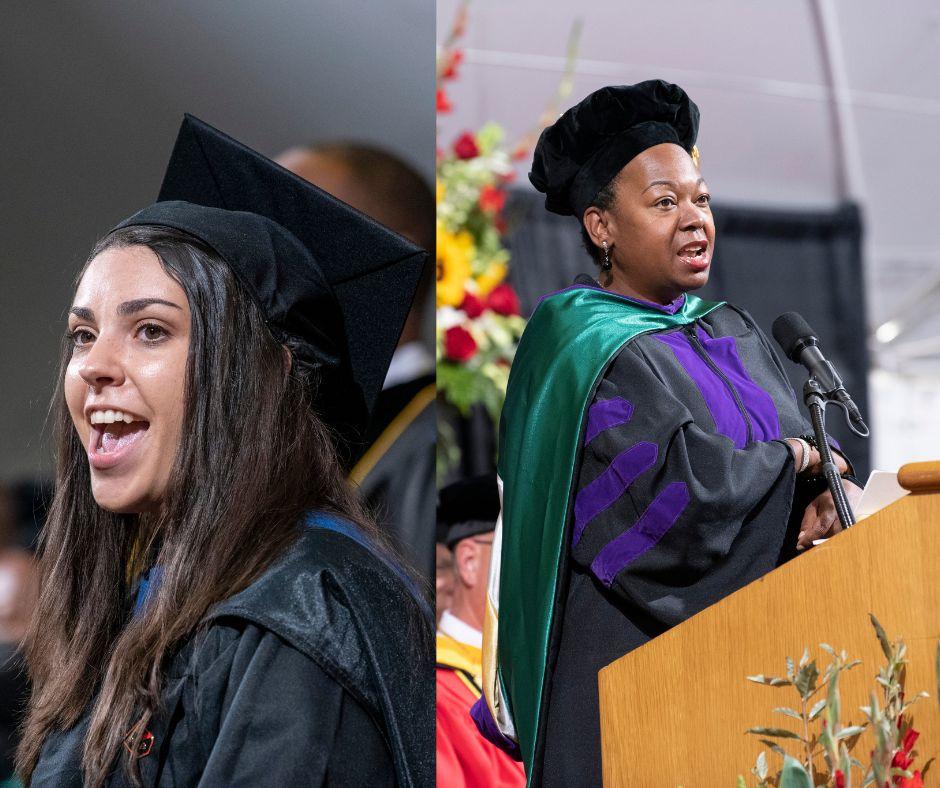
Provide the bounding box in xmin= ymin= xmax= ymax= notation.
xmin=453 ymin=190 xmax=870 ymax=481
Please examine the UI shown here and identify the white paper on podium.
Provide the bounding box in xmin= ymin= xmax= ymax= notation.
xmin=811 ymin=470 xmax=909 ymax=544
xmin=855 ymin=470 xmax=909 ymax=520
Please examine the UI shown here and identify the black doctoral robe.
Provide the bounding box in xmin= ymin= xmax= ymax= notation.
xmin=536 ymin=303 xmax=854 ymax=787
xmin=31 ymin=520 xmax=434 ymax=787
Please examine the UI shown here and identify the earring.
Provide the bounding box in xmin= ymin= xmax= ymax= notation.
xmin=601 ymin=240 xmax=612 ymax=271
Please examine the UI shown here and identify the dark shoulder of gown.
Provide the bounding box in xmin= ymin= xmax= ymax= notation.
xmin=358 ymin=372 xmax=436 ymax=581
xmin=32 ymin=521 xmax=434 ymax=787
xmin=33 ymin=623 xmax=393 ymax=787
xmin=538 ymin=304 xmax=837 ymax=787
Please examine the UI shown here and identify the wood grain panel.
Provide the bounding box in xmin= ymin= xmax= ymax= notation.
xmin=598 ymin=485 xmax=939 ymax=787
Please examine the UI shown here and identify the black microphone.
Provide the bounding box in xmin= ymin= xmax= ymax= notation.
xmin=771 ymin=312 xmax=869 ymax=436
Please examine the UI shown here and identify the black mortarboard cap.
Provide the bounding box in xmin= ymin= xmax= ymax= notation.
xmin=437 ymin=474 xmax=499 ymax=549
xmin=115 ymin=115 xmax=427 ymax=453
xmin=529 ymin=80 xmax=700 ymax=220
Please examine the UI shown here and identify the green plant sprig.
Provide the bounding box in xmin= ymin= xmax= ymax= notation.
xmin=745 ymin=644 xmax=864 ymax=779
xmin=741 ymin=614 xmax=931 ymax=787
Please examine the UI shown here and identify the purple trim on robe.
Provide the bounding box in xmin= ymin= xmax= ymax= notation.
xmin=655 ymin=330 xmax=749 ymax=448
xmin=590 ymin=482 xmax=691 ymax=587
xmin=572 ymin=442 xmax=658 ymax=547
xmin=470 ymin=696 xmax=523 ymax=761
xmin=537 ymin=283 xmax=686 ymax=314
xmin=693 ymin=326 xmax=781 ymax=441
xmin=583 ymin=397 xmax=635 ymax=445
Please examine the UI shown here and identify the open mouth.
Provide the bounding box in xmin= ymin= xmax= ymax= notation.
xmin=677 ymin=240 xmax=710 ymax=269
xmin=87 ymin=410 xmax=150 ymax=469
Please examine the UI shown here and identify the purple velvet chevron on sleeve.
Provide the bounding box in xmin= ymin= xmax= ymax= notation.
xmin=583 ymin=397 xmax=635 ymax=445
xmin=470 ymin=696 xmax=522 ymax=761
xmin=590 ymin=482 xmax=691 ymax=587
xmin=572 ymin=442 xmax=658 ymax=547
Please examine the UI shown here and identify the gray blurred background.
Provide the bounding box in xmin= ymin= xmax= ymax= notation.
xmin=0 ymin=0 xmax=434 ymax=482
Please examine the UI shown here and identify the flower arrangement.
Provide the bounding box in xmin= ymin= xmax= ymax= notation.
xmin=436 ymin=122 xmax=524 ymax=422
xmin=739 ymin=615 xmax=935 ymax=787
xmin=435 ymin=2 xmax=581 ymax=480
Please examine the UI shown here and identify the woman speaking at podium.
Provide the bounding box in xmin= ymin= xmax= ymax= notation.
xmin=474 ymin=81 xmax=862 ymax=786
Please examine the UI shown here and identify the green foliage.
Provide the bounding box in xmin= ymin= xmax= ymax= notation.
xmin=741 ymin=614 xmax=931 ymax=787
xmin=779 ymin=756 xmax=812 ymax=788
xmin=794 ymin=660 xmax=819 ymax=699
xmin=746 ymin=674 xmax=791 ymax=687
xmin=437 ymin=361 xmax=502 ymax=419
xmin=745 ymin=727 xmax=803 ymax=740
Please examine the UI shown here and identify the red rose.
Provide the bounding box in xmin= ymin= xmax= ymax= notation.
xmin=479 ymin=184 xmax=506 ymax=214
xmin=486 ymin=283 xmax=520 ymax=316
xmin=898 ymin=772 xmax=923 ymax=788
xmin=461 ymin=292 xmax=485 ymax=319
xmin=453 ymin=132 xmax=479 ymax=160
xmin=834 ymin=770 xmax=845 ymax=788
xmin=444 ymin=325 xmax=477 ymax=362
xmin=437 ymin=88 xmax=453 ymax=113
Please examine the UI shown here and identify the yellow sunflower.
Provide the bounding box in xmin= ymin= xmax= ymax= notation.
xmin=474 ymin=258 xmax=508 ymax=296
xmin=437 ymin=222 xmax=474 ymax=307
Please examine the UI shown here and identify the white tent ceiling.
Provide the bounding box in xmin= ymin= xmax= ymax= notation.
xmin=437 ymin=0 xmax=940 ymax=370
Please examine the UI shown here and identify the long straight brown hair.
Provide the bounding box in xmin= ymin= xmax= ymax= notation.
xmin=17 ymin=225 xmax=381 ymax=785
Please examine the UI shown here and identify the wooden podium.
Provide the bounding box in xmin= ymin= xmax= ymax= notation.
xmin=598 ymin=462 xmax=940 ymax=786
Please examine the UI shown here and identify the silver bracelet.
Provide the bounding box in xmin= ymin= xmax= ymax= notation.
xmin=794 ymin=437 xmax=811 ymax=474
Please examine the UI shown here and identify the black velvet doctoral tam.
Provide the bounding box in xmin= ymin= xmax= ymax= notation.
xmin=529 ymin=79 xmax=700 ymax=219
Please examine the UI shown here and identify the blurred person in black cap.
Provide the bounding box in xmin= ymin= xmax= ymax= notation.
xmin=474 ymin=81 xmax=861 ymax=785
xmin=436 ymin=475 xmax=524 ymax=788
xmin=18 ymin=116 xmax=432 ymax=787
xmin=277 ymin=143 xmax=436 ymax=581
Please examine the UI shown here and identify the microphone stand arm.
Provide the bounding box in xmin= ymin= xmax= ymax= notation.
xmin=803 ymin=377 xmax=855 ymax=529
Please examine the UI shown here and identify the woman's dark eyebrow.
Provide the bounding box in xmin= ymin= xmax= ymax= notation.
xmin=69 ymin=306 xmax=94 ymax=321
xmin=643 ymin=177 xmax=706 ymax=194
xmin=68 ymin=299 xmax=181 ymax=322
xmin=117 ymin=298 xmax=183 ymax=315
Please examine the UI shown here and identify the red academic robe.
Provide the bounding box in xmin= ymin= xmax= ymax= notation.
xmin=436 ymin=632 xmax=526 ymax=787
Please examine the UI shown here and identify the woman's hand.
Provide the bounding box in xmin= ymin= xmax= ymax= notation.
xmin=795 ymin=479 xmax=863 ymax=551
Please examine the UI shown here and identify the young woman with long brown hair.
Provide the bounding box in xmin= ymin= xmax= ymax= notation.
xmin=17 ymin=117 xmax=432 ymax=787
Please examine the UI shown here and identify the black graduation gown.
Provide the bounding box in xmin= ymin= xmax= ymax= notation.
xmin=537 ymin=304 xmax=852 ymax=787
xmin=31 ymin=522 xmax=434 ymax=787
xmin=358 ymin=372 xmax=436 ymax=582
